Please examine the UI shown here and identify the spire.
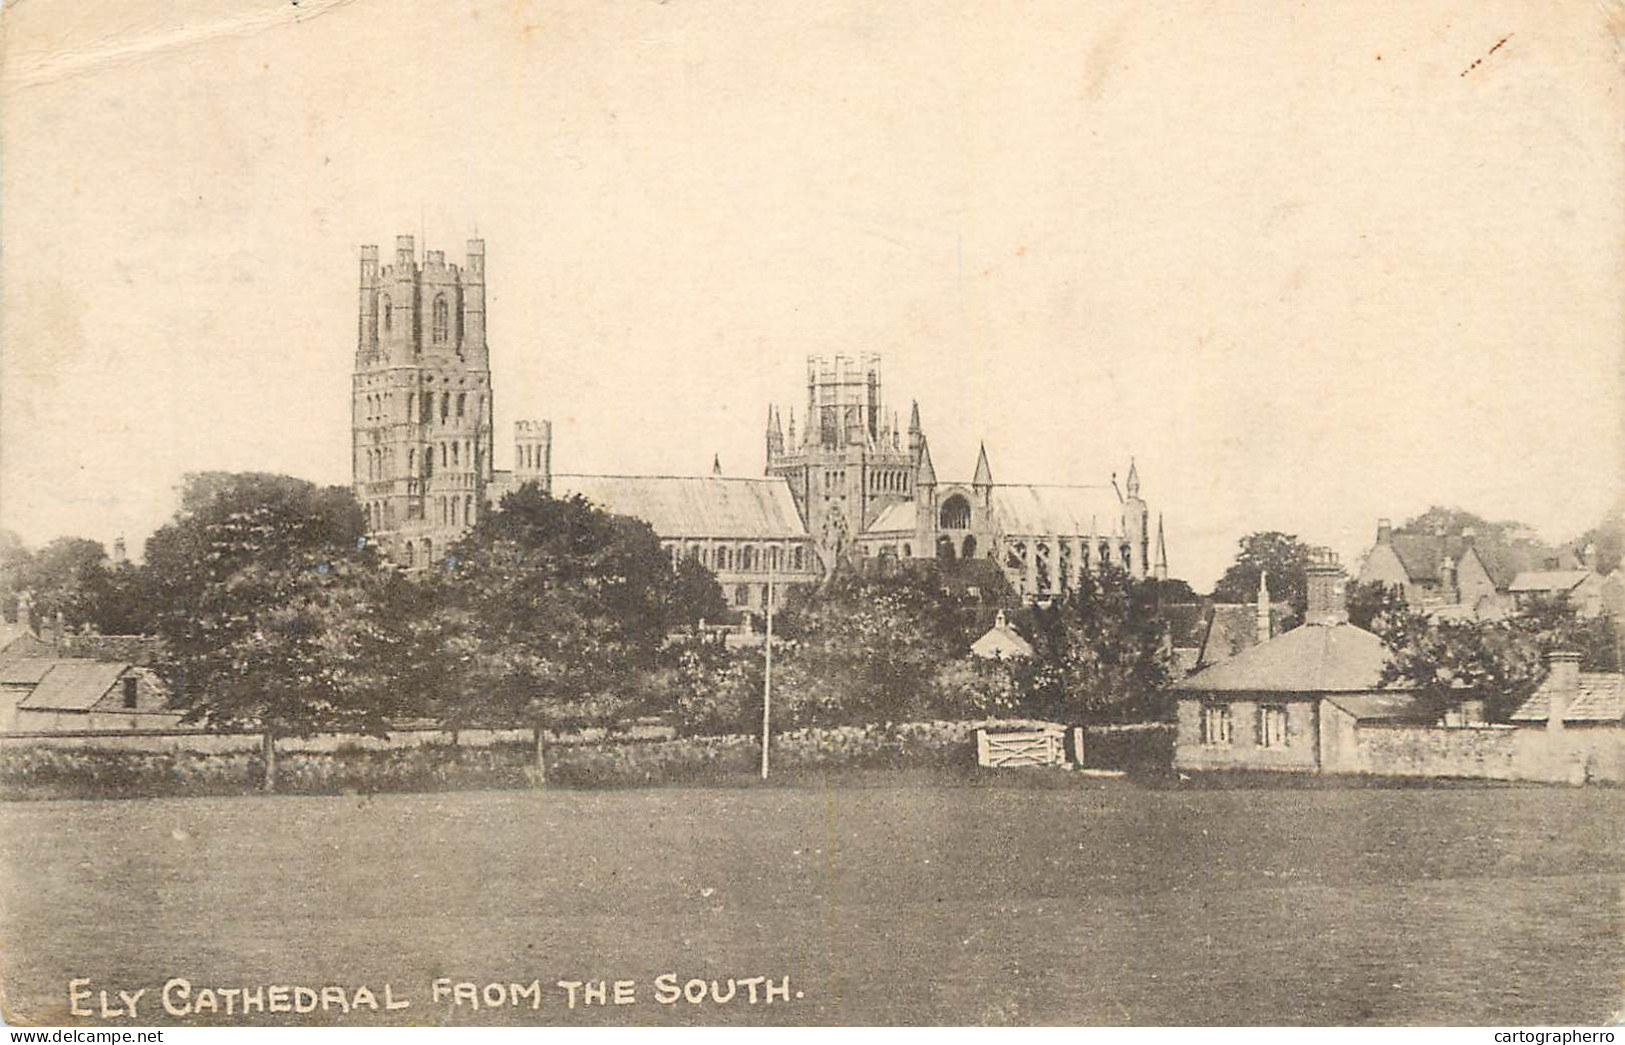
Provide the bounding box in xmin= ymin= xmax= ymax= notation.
xmin=915 ymin=437 xmax=937 ymax=487
xmin=908 ymin=400 xmax=921 ymax=433
xmin=765 ymin=405 xmax=784 ymax=460
xmin=973 ymin=442 xmax=993 ymax=488
xmin=1256 ymin=569 xmax=1271 ymax=644
xmin=713 ymin=454 xmax=723 ymax=476
xmin=1126 ymin=457 xmax=1141 ymax=498
xmin=786 ymin=407 xmax=797 ymax=448
xmin=908 ymin=400 xmax=924 ymax=459
xmin=1154 ymin=513 xmax=1168 ymax=581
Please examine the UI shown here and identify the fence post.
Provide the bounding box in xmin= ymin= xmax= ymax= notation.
xmin=1071 ymin=726 xmax=1086 ymax=767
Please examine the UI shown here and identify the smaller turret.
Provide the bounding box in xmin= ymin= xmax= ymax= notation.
xmin=1154 ymin=514 xmax=1168 ymax=582
xmin=514 ymin=419 xmax=553 ymax=496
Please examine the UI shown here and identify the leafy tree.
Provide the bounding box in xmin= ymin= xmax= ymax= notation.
xmin=1346 ymin=580 xmax=1407 ymax=631
xmin=1013 ymin=565 xmax=1172 ymax=723
xmin=1395 ymin=506 xmax=1509 ymax=540
xmin=773 ymin=564 xmax=982 ymax=725
xmin=1575 ymin=505 xmax=1624 ymax=575
xmin=8 ymin=536 xmax=108 ymax=630
xmin=440 ymin=484 xmax=675 ymax=781
xmin=1375 ymin=594 xmax=1618 ymax=721
xmin=1209 ymin=531 xmax=1313 ymax=619
xmin=665 ymin=641 xmax=763 ymax=736
xmin=144 ymin=472 xmax=379 ymax=789
xmin=669 ymin=556 xmax=730 ymax=628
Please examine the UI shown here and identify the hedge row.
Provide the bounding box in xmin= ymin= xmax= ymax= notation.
xmin=0 ymin=719 xmax=1082 ymax=801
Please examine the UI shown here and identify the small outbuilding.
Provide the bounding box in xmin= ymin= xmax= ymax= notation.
xmin=970 ymin=610 xmax=1033 ymax=660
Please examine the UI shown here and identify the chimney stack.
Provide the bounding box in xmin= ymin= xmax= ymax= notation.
xmin=1305 ymin=548 xmax=1349 ymax=626
xmin=1544 ymin=650 xmax=1581 ymax=733
xmin=1376 ymin=518 xmax=1393 ymax=544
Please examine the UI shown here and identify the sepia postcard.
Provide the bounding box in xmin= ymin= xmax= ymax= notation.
xmin=1 ymin=0 xmax=1622 ymax=1029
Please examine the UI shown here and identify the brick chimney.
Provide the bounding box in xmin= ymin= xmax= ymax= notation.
xmin=1305 ymin=548 xmax=1349 ymax=626
xmin=1544 ymin=650 xmax=1580 ymax=733
xmin=1376 ymin=518 xmax=1392 ymax=545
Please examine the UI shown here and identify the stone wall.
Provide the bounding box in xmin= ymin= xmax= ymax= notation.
xmin=1347 ymin=723 xmax=1625 ymax=785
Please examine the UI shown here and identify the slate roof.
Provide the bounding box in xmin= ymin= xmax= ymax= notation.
xmin=1510 ymin=673 xmax=1625 ymax=723
xmin=550 ymin=474 xmax=809 ymax=540
xmin=1384 ymin=532 xmax=1571 ymax=589
xmin=18 ymin=661 xmax=128 ymax=711
xmin=866 ymin=500 xmax=917 ymax=534
xmin=0 ymin=657 xmax=58 ymax=686
xmin=1171 ymin=622 xmax=1391 ymax=693
xmin=989 ymin=485 xmax=1123 ymax=537
xmin=1508 ymin=570 xmax=1591 ymax=594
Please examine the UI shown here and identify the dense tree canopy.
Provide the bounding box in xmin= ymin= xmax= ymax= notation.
xmin=1375 ymin=595 xmax=1620 ymax=721
xmin=1210 ymin=531 xmax=1313 ymax=620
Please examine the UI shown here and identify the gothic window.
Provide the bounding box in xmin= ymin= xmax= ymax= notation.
xmin=456 ymin=393 xmax=466 ymax=418
xmin=441 ymin=443 xmax=449 ymax=467
xmin=1035 ymin=542 xmax=1052 ymax=594
xmin=1006 ymin=541 xmax=1026 ymax=572
xmin=735 ymin=585 xmax=749 ymax=606
xmin=432 ymin=295 xmax=449 ymax=343
xmin=936 ymin=535 xmax=957 ymax=561
xmin=452 ymin=442 xmax=460 ymax=467
xmin=1058 ymin=541 xmax=1073 ymax=591
xmin=792 ymin=547 xmax=805 ymax=570
xmin=769 ymin=546 xmax=782 ymax=571
xmin=379 ymin=295 xmax=392 ymax=334
xmin=407 ymin=448 xmax=415 ymax=473
xmin=715 ymin=545 xmax=732 ymax=570
xmin=902 ymin=543 xmax=912 ymax=558
xmin=939 ymin=494 xmax=971 ymax=530
xmin=423 ymin=452 xmax=434 ymax=479
xmin=741 ymin=546 xmax=757 ymax=571
xmin=962 ymin=535 xmax=977 ymax=559
xmin=405 ymin=542 xmax=415 ymax=568
xmin=450 ymin=498 xmax=459 ymax=526
xmin=441 ymin=392 xmax=451 ymax=422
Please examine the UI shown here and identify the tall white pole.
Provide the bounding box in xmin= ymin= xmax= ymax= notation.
xmin=761 ymin=553 xmax=775 ymax=780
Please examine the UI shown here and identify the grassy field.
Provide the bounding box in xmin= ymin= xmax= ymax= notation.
xmin=3 ymin=772 xmax=1622 ymax=1026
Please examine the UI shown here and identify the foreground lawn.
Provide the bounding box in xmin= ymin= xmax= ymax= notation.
xmin=3 ymin=774 xmax=1622 ymax=1025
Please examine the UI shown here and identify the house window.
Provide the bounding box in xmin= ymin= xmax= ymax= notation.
xmin=735 ymin=584 xmax=750 ymax=606
xmin=122 ymin=676 xmax=138 ymax=709
xmin=1201 ymin=704 xmax=1232 ymax=746
xmin=1259 ymin=705 xmax=1289 ymax=749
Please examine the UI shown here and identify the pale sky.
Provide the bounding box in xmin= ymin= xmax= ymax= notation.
xmin=3 ymin=0 xmax=1621 ymax=590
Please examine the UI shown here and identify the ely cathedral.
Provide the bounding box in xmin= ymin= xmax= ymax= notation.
xmin=352 ymin=236 xmax=1167 ymax=606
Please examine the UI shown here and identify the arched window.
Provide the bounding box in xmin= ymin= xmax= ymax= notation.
xmin=432 ymin=295 xmax=449 ymax=343
xmin=440 ymin=392 xmax=450 ymax=422
xmin=939 ymin=494 xmax=972 ymax=530
xmin=715 ymin=546 xmax=731 ymax=570
xmin=404 ymin=542 xmax=415 ymax=567
xmin=456 ymin=393 xmax=466 ymax=418
xmin=451 ymin=442 xmax=460 ymax=467
xmin=423 ymin=451 xmax=434 ymax=479
xmin=902 ymin=543 xmax=912 ymax=558
xmin=792 ymin=547 xmax=805 ymax=570
xmin=407 ymin=448 xmax=415 ymax=473
xmin=741 ymin=546 xmax=757 ymax=571
xmin=379 ymin=295 xmax=392 ymax=334
xmin=962 ymin=535 xmax=977 ymax=559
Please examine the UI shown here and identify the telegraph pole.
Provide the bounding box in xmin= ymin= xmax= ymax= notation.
xmin=761 ymin=554 xmax=775 ymax=780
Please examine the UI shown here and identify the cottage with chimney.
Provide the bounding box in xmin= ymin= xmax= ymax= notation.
xmin=1172 ymin=550 xmax=1430 ymax=773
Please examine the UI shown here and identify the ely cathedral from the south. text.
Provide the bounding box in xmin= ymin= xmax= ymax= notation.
xmin=352 ymin=236 xmax=1167 ymax=608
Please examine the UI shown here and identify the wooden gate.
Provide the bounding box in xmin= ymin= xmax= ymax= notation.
xmin=976 ymin=727 xmax=1065 ymax=768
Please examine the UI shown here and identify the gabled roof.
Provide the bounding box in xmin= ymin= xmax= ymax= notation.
xmin=19 ymin=661 xmax=129 ymax=711
xmin=990 ymin=485 xmax=1122 ymax=538
xmin=1510 ymin=673 xmax=1624 ymax=723
xmin=551 ymin=474 xmax=809 ymax=540
xmin=1383 ymin=530 xmax=1575 ymax=589
xmin=1508 ymin=570 xmax=1591 ymax=594
xmin=970 ymin=613 xmax=1033 ymax=659
xmin=972 ymin=444 xmax=993 ymax=487
xmin=1172 ymin=622 xmax=1390 ymax=693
